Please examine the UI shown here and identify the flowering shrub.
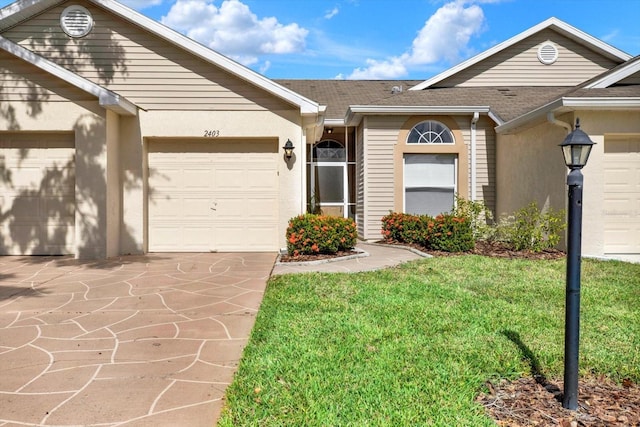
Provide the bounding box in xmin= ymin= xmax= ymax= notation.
xmin=429 ymin=214 xmax=475 ymax=252
xmin=287 ymin=214 xmax=357 ymax=256
xmin=381 ymin=212 xmax=474 ymax=253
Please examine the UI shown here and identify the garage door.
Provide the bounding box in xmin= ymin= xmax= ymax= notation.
xmin=603 ymin=137 xmax=640 ymax=254
xmin=0 ymin=132 xmax=75 ymax=255
xmin=148 ymin=139 xmax=279 ymax=252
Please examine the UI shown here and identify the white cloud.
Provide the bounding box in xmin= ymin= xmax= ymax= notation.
xmin=348 ymin=56 xmax=408 ymax=80
xmin=120 ymin=0 xmax=164 ymax=10
xmin=162 ymin=0 xmax=308 ymax=66
xmin=346 ymin=0 xmax=486 ymax=79
xmin=325 ymin=7 xmax=339 ymax=20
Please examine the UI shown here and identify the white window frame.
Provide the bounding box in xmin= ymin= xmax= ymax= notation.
xmin=407 ymin=120 xmax=455 ymax=145
xmin=403 ymin=154 xmax=458 ymax=215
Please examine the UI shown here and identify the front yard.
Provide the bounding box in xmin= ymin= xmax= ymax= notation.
xmin=218 ymin=256 xmax=639 ymax=426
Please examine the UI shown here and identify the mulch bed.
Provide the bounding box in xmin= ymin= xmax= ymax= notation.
xmin=477 ymin=376 xmax=640 ymax=426
xmin=278 ymin=250 xmax=361 ymax=263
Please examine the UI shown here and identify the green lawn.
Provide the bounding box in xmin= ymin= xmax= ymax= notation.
xmin=218 ymin=256 xmax=640 ymax=426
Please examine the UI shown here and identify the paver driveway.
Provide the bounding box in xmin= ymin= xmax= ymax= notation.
xmin=0 ymin=252 xmax=276 ymax=426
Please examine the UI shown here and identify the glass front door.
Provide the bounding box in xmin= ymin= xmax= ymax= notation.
xmin=308 ymin=164 xmax=346 ymax=217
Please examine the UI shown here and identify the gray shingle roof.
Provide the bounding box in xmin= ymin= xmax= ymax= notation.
xmin=278 ymin=77 xmax=640 ymax=125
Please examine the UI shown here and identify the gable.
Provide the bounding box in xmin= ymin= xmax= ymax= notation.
xmin=1 ymin=0 xmax=307 ymax=113
xmin=434 ymin=28 xmax=619 ymax=88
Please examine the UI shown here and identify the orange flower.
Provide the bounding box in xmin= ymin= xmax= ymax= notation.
xmin=311 ymin=243 xmax=319 ymax=252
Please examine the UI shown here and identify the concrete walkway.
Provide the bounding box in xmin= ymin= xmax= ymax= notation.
xmin=0 ymin=252 xmax=275 ymax=427
xmin=272 ymin=242 xmax=427 ymax=275
xmin=0 ymin=244 xmax=424 ymax=426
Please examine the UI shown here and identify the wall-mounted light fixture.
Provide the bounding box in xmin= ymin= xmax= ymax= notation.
xmin=326 ymin=128 xmax=333 ymax=134
xmin=282 ymin=139 xmax=295 ymax=160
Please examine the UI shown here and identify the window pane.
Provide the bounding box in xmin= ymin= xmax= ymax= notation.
xmin=314 ymin=165 xmax=344 ymax=203
xmin=404 ymin=154 xmax=455 ymax=187
xmin=406 ymin=188 xmax=454 ymax=216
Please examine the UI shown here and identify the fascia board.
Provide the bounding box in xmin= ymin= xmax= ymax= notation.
xmin=562 ymin=97 xmax=640 ymax=108
xmin=345 ymin=105 xmax=491 ymax=126
xmin=0 ymin=34 xmax=137 ymax=116
xmin=496 ymin=96 xmax=640 ymax=134
xmin=90 ymin=0 xmax=320 ymax=115
xmin=585 ymin=60 xmax=640 ymax=88
xmin=411 ymin=17 xmax=631 ymax=91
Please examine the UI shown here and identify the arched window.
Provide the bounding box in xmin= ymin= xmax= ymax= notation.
xmin=312 ymin=139 xmax=345 ymax=162
xmin=407 ymin=120 xmax=454 ymax=144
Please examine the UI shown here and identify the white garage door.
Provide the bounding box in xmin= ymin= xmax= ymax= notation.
xmin=0 ymin=132 xmax=75 ymax=255
xmin=603 ymin=137 xmax=640 ymax=254
xmin=148 ymin=139 xmax=279 ymax=252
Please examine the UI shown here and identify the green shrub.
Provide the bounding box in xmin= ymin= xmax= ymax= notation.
xmin=381 ymin=212 xmax=472 ymax=253
xmin=287 ymin=214 xmax=357 ymax=256
xmin=495 ymin=202 xmax=565 ymax=252
xmin=429 ymin=214 xmax=475 ymax=252
xmin=452 ymin=196 xmax=494 ymax=240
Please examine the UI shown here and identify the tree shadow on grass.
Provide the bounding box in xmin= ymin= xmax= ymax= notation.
xmin=501 ymin=329 xmax=562 ymax=401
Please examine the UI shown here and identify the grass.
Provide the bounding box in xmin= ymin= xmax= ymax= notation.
xmin=218 ymin=256 xmax=640 ymax=426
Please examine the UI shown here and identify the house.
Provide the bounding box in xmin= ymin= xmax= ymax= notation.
xmin=1 ymin=0 xmax=638 ymax=261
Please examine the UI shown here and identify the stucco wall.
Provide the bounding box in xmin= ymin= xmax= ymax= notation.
xmin=134 ymin=108 xmax=305 ymax=252
xmin=573 ymin=111 xmax=640 ymax=258
xmin=496 ymin=116 xmax=569 ymax=223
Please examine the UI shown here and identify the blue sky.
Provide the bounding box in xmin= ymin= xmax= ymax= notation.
xmin=2 ymin=0 xmax=639 ymax=79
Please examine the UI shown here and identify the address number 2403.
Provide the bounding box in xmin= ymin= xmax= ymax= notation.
xmin=204 ymin=130 xmax=220 ymax=137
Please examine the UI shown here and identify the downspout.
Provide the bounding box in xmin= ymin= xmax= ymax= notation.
xmin=470 ymin=112 xmax=480 ymax=200
xmin=547 ymin=111 xmax=572 ymax=134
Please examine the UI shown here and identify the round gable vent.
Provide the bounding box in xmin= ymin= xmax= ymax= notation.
xmin=538 ymin=42 xmax=558 ymax=65
xmin=60 ymin=5 xmax=94 ymax=38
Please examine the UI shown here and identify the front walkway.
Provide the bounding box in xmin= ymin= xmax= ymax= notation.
xmin=0 ymin=252 xmax=275 ymax=427
xmin=272 ymin=243 xmax=427 ymax=275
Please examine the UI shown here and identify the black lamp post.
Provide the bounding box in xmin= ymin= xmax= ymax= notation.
xmin=559 ymin=118 xmax=595 ymax=410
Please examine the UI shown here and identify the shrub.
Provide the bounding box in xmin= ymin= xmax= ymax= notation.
xmin=287 ymin=214 xmax=357 ymax=256
xmin=495 ymin=202 xmax=565 ymax=252
xmin=452 ymin=196 xmax=494 ymax=240
xmin=381 ymin=212 xmax=472 ymax=253
xmin=429 ymin=214 xmax=475 ymax=252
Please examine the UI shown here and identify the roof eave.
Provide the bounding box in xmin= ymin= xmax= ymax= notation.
xmin=89 ymin=0 xmax=320 ymax=116
xmin=0 ymin=34 xmax=138 ymax=116
xmin=496 ymin=97 xmax=640 ymax=134
xmin=345 ymin=105 xmax=491 ymax=126
xmin=585 ymin=59 xmax=640 ymax=88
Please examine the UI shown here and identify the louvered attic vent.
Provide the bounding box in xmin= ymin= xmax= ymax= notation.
xmin=60 ymin=5 xmax=94 ymax=38
xmin=538 ymin=42 xmax=558 ymax=65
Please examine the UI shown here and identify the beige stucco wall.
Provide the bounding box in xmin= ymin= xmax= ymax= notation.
xmin=132 ymin=108 xmax=306 ymax=252
xmin=573 ymin=111 xmax=640 ymax=258
xmin=496 ymin=115 xmax=569 ymax=225
xmin=497 ymin=111 xmax=640 ymax=258
xmin=0 ymin=94 xmax=116 ymax=259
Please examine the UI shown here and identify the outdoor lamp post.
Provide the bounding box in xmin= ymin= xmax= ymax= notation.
xmin=559 ymin=118 xmax=595 ymax=410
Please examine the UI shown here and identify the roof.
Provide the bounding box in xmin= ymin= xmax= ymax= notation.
xmin=496 ymin=84 xmax=640 ymax=134
xmin=411 ymin=17 xmax=632 ymax=91
xmin=0 ymin=0 xmax=321 ymax=116
xmin=277 ymin=80 xmax=571 ymax=125
xmin=276 ymin=80 xmax=421 ymax=122
xmin=584 ymin=55 xmax=640 ymax=88
xmin=0 ymin=34 xmax=137 ymax=115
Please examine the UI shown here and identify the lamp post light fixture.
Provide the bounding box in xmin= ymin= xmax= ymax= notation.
xmin=559 ymin=118 xmax=595 ymax=410
xmin=282 ymin=139 xmax=295 ymax=160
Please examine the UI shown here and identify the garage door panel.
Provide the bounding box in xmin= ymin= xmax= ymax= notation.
xmin=604 ymin=138 xmax=640 ymax=254
xmin=0 ymin=133 xmax=75 ymax=255
xmin=148 ymin=139 xmax=279 ymax=252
